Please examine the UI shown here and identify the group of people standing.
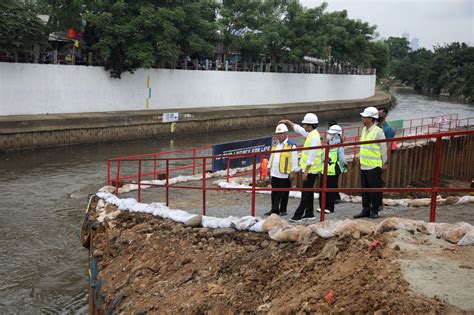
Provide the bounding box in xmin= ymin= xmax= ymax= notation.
xmin=265 ymin=106 xmax=395 ymax=222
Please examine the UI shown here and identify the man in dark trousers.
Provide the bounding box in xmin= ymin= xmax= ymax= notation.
xmin=354 ymin=107 xmax=387 ymax=219
xmin=264 ymin=123 xmax=298 ymax=216
xmin=280 ymin=113 xmax=322 ymax=222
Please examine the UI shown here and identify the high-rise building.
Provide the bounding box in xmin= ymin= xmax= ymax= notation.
xmin=411 ymin=38 xmax=420 ymax=50
xmin=402 ymin=31 xmax=410 ymax=41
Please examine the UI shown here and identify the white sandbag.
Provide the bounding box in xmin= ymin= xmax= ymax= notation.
xmin=184 ymin=215 xmax=202 ymax=227
xmin=201 ymin=216 xmax=239 ymax=229
xmin=456 ymin=195 xmax=474 ymax=205
xmin=261 ymin=214 xmax=289 ymax=232
xmin=249 ymin=220 xmax=264 ymax=233
xmin=231 ymin=216 xmax=262 ymax=231
xmin=268 ymin=226 xmax=312 ymax=243
xmin=457 ymin=230 xmax=474 ymax=246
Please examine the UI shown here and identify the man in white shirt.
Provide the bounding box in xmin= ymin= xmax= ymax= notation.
xmin=265 ymin=124 xmax=298 ymax=216
xmin=279 ymin=113 xmax=322 ymax=222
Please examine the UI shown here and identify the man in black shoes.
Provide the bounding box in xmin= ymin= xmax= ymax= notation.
xmin=280 ymin=113 xmax=322 ymax=222
xmin=353 ymin=107 xmax=387 ymax=219
xmin=264 ymin=124 xmax=298 ymax=216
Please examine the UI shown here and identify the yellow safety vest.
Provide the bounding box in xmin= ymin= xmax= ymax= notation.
xmin=299 ymin=130 xmax=322 ymax=173
xmin=269 ymin=142 xmax=293 ymax=174
xmin=327 ymin=148 xmax=343 ymax=176
xmin=360 ymin=125 xmax=383 ymax=168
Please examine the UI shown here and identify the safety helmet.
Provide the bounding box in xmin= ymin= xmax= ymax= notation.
xmin=302 ymin=113 xmax=319 ymax=124
xmin=360 ymin=106 xmax=379 ymax=119
xmin=275 ymin=123 xmax=288 ymax=133
xmin=327 ymin=124 xmax=342 ymax=135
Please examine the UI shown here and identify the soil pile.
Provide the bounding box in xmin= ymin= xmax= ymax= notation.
xmin=89 ymin=209 xmax=466 ymax=314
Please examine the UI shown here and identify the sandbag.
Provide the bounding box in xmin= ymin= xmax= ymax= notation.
xmin=457 ymin=230 xmax=474 ymax=246
xmin=409 ymin=198 xmax=431 ymax=207
xmin=308 ymin=220 xmax=342 ymax=239
xmin=335 ymin=219 xmax=375 ymax=236
xmin=268 ymin=226 xmax=312 ymax=243
xmin=261 ymin=214 xmax=289 ymax=232
xmin=231 ymin=216 xmax=262 ymax=231
xmin=441 ymin=223 xmax=473 ymax=244
xmin=375 ymin=218 xmax=424 ymax=234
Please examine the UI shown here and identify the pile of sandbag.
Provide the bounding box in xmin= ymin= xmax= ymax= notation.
xmin=96 ymin=192 xmax=474 ymax=247
xmin=261 ymin=215 xmax=474 ymax=246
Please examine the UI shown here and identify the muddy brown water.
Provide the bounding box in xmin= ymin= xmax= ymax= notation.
xmin=0 ymin=87 xmax=472 ymax=313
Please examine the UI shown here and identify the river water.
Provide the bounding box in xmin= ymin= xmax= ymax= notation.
xmin=0 ymin=87 xmax=472 ymax=313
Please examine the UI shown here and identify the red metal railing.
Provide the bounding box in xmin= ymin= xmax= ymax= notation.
xmin=224 ymin=114 xmax=470 ymax=181
xmin=107 ymin=114 xmax=469 ymax=186
xmin=109 ymin=129 xmax=474 ymax=222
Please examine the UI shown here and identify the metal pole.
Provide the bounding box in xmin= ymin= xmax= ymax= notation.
xmin=166 ymin=160 xmax=169 ymax=206
xmin=107 ymin=160 xmax=111 ymax=186
xmin=320 ymin=146 xmax=329 ymax=222
xmin=227 ymin=159 xmax=230 ymax=182
xmin=202 ymin=158 xmax=206 ymax=215
xmin=251 ymin=154 xmax=256 ymax=216
xmin=153 ymin=153 xmax=157 ymax=180
xmin=192 ymin=148 xmax=196 ymax=175
xmin=430 ymin=136 xmax=443 ymax=222
xmin=138 ymin=160 xmax=142 ymax=202
xmin=116 ymin=160 xmax=121 ymax=197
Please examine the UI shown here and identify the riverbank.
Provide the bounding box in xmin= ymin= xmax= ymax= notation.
xmin=0 ymin=92 xmax=390 ymax=151
xmin=86 ymin=196 xmax=474 ymax=313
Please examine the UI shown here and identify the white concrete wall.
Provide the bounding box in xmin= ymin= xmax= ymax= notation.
xmin=0 ymin=62 xmax=375 ymax=116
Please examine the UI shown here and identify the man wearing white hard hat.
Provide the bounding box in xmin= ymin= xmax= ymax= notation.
xmin=279 ymin=113 xmax=322 ymax=222
xmin=354 ymin=106 xmax=387 ymax=219
xmin=265 ymin=124 xmax=298 ymax=216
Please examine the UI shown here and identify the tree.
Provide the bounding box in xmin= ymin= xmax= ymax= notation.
xmin=37 ymin=0 xmax=85 ymax=32
xmin=218 ymin=0 xmax=264 ymax=62
xmin=385 ymin=36 xmax=411 ymax=60
xmin=0 ymin=0 xmax=48 ymax=62
xmin=368 ymin=40 xmax=390 ymax=78
xmin=85 ymin=0 xmax=219 ymax=77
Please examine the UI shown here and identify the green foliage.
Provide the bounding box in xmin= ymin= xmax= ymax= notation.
xmin=0 ymin=0 xmax=48 ymax=59
xmin=36 ymin=0 xmax=85 ymax=31
xmin=389 ymin=42 xmax=473 ymax=101
xmin=85 ymin=0 xmax=218 ymax=77
xmin=4 ymin=0 xmax=389 ymax=78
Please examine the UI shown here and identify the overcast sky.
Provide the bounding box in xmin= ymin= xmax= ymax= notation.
xmin=300 ymin=0 xmax=473 ymax=49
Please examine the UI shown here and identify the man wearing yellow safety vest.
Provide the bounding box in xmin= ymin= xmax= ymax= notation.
xmin=354 ymin=106 xmax=388 ymax=219
xmin=264 ymin=124 xmax=298 ymax=216
xmin=279 ymin=113 xmax=322 ymax=222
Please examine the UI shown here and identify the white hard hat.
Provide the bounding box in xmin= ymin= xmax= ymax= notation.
xmin=360 ymin=106 xmax=379 ymax=118
xmin=327 ymin=124 xmax=342 ymax=135
xmin=275 ymin=123 xmax=288 ymax=133
xmin=302 ymin=113 xmax=319 ymax=124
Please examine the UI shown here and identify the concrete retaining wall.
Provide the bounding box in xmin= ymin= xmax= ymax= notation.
xmin=0 ymin=62 xmax=375 ymax=116
xmin=0 ymin=92 xmax=391 ymax=151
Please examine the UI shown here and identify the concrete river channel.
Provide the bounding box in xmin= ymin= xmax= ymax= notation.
xmin=0 ymin=87 xmax=473 ymax=313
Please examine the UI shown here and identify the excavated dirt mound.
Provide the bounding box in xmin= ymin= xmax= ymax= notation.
xmin=90 ymin=209 xmax=467 ymax=314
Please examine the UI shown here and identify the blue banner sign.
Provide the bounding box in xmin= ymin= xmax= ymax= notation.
xmin=212 ymin=137 xmax=272 ymax=172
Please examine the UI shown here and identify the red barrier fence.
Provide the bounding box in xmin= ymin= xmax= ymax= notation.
xmin=108 ymin=129 xmax=474 ymax=223
xmin=107 ymin=114 xmax=465 ymax=184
